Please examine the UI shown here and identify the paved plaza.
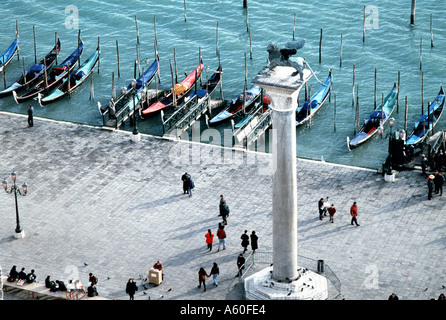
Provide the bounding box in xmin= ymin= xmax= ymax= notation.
xmin=0 ymin=111 xmax=445 ymax=301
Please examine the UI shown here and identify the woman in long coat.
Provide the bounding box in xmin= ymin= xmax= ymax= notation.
xmin=240 ymin=230 xmax=249 ymax=253
xmin=250 ymin=231 xmax=258 ymax=253
xmin=126 ymin=278 xmax=138 ymax=300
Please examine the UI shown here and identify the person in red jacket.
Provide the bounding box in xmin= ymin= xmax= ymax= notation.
xmin=350 ymin=202 xmax=360 ymax=226
xmin=327 ymin=203 xmax=336 ymax=223
xmin=216 ymin=224 xmax=226 ymax=252
xmin=205 ymin=229 xmax=215 ymax=251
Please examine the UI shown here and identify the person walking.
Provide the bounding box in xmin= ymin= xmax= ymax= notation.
xmin=236 ymin=253 xmax=245 ymax=278
xmin=197 ymin=267 xmax=209 ymax=291
xmin=421 ymin=154 xmax=428 ymax=176
xmin=428 ymin=175 xmax=435 ymax=200
xmin=210 ymin=262 xmax=219 ymax=287
xmin=240 ymin=230 xmax=249 ymax=253
xmin=181 ymin=172 xmax=190 ymax=194
xmin=350 ymin=202 xmax=360 ymax=226
xmin=219 ymin=195 xmax=230 ymax=225
xmin=318 ymin=198 xmax=325 ymax=220
xmin=437 ymin=172 xmax=444 ymax=196
xmin=250 ymin=231 xmax=258 ymax=253
xmin=434 ymin=171 xmax=440 ymax=194
xmin=27 ymin=105 xmax=34 ymax=127
xmin=205 ymin=229 xmax=214 ymax=252
xmin=327 ymin=203 xmax=336 ymax=223
xmin=324 ymin=197 xmax=330 ymax=216
xmin=89 ymin=273 xmax=98 ymax=285
xmin=187 ymin=175 xmax=195 ymax=197
xmin=216 ymin=224 xmax=226 ymax=252
xmin=125 ymin=278 xmax=138 ymax=300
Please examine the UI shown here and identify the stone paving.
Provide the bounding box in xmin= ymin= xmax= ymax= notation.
xmin=0 ymin=111 xmax=445 ymax=301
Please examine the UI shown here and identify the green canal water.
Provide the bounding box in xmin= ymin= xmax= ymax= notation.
xmin=1 ymin=0 xmax=445 ymax=169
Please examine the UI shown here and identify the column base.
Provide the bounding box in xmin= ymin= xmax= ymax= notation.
xmin=131 ymin=133 xmax=141 ymax=142
xmin=244 ymin=266 xmax=328 ymax=300
xmin=14 ymin=230 xmax=25 ymax=239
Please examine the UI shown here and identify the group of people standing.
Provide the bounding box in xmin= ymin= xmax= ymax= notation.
xmin=318 ymin=197 xmax=360 ymax=226
xmin=196 ymin=194 xmax=259 ymax=292
xmin=427 ymin=171 xmax=444 ymax=200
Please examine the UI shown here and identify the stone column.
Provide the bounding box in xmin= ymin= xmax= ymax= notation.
xmin=252 ymin=66 xmax=312 ymax=282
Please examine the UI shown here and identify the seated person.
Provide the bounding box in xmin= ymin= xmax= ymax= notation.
xmin=153 ymin=260 xmax=163 ymax=271
xmin=56 ymin=280 xmax=67 ymax=292
xmin=87 ymin=284 xmax=98 ymax=297
xmin=45 ymin=275 xmax=57 ymax=291
xmin=18 ymin=268 xmax=27 ymax=280
xmin=8 ymin=265 xmax=18 ymax=282
xmin=26 ymin=269 xmax=37 ymax=284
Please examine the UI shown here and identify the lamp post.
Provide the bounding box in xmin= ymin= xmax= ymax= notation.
xmin=2 ymin=171 xmax=28 ymax=239
xmin=384 ymin=118 xmax=395 ymax=181
xmin=131 ymin=79 xmax=141 ymax=142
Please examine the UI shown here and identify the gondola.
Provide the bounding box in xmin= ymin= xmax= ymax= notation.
xmin=0 ymin=38 xmax=61 ymax=98
xmin=0 ymin=37 xmax=19 ymax=73
xmin=141 ymin=61 xmax=204 ymax=115
xmin=208 ymin=84 xmax=262 ymax=126
xmin=295 ymin=70 xmax=332 ymax=126
xmin=98 ymin=58 xmax=159 ymax=117
xmin=347 ymin=82 xmax=398 ymax=150
xmin=14 ymin=40 xmax=84 ymax=104
xmin=233 ymin=94 xmax=270 ymax=129
xmin=38 ymin=45 xmax=98 ymax=106
xmin=183 ymin=64 xmax=222 ymax=104
xmin=406 ymin=86 xmax=445 ymax=146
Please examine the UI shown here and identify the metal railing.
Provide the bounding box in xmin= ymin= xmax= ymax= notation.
xmin=237 ymin=251 xmax=342 ymax=300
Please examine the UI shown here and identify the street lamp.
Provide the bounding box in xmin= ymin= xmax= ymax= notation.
xmin=131 ymin=79 xmax=141 ymax=142
xmin=2 ymin=171 xmax=28 ymax=239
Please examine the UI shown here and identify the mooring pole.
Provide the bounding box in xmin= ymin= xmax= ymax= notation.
xmin=404 ymin=96 xmax=408 ymax=133
xmin=116 ymin=40 xmax=120 ymax=77
xmin=352 ymin=64 xmax=355 ymax=107
xmin=374 ymin=67 xmax=377 ymax=109
xmin=420 ymin=38 xmax=422 ymax=70
xmin=410 ymin=0 xmax=416 ymax=25
xmin=363 ymin=4 xmax=366 ymax=42
xmin=33 ymin=25 xmax=37 ymax=64
xmin=293 ymin=12 xmax=296 ymax=40
xmin=16 ymin=20 xmax=20 ymax=61
xmin=339 ymin=33 xmax=343 ymax=68
xmin=319 ymin=27 xmax=323 ymax=63
xmin=430 ymin=13 xmax=434 ymax=47
xmin=397 ymin=70 xmax=400 ymax=112
xmin=184 ymin=0 xmax=187 ymax=22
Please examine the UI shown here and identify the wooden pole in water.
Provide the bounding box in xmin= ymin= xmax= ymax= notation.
xmin=3 ymin=66 xmax=6 ymax=89
xmin=199 ymin=47 xmax=202 ymax=82
xmin=97 ymin=36 xmax=100 ymax=74
xmin=22 ymin=57 xmax=26 ymax=77
xmin=243 ymin=0 xmax=247 ymax=9
xmin=154 ymin=15 xmax=161 ymax=83
xmin=216 ymin=20 xmax=220 ymax=56
xmin=356 ymin=84 xmax=359 ymax=133
xmin=116 ymin=40 xmax=120 ymax=77
xmin=397 ymin=70 xmax=400 ymax=112
xmin=243 ymin=52 xmax=247 ymax=114
xmin=293 ymin=12 xmax=296 ymax=40
xmin=404 ymin=96 xmax=408 ymax=133
xmin=329 ymin=68 xmax=332 ymax=102
xmin=90 ymin=71 xmax=94 ymax=101
xmin=428 ymin=101 xmax=432 ymax=136
xmin=170 ymin=59 xmax=176 ymax=107
xmin=55 ymin=32 xmax=58 ymax=64
xmin=78 ymin=30 xmax=81 ymax=67
xmin=410 ymin=0 xmax=416 ymax=25
xmin=363 ymin=4 xmax=366 ymax=42
xmin=249 ymin=28 xmax=252 ymax=60
xmin=184 ymin=0 xmax=187 ymax=22
xmin=33 ymin=25 xmax=37 ymax=64
xmin=112 ymin=71 xmax=116 ymax=99
xmin=339 ymin=33 xmax=343 ymax=68
xmin=334 ymin=94 xmax=337 ymax=132
xmin=352 ymin=64 xmax=355 ymax=107
xmin=374 ymin=67 xmax=377 ymax=109
xmin=246 ymin=0 xmax=249 ymax=32
xmin=174 ymin=48 xmax=178 ymax=84
xmin=319 ymin=27 xmax=322 ymax=63
xmin=16 ymin=20 xmax=19 ymax=61
xmin=420 ymin=38 xmax=422 ymax=70
xmin=430 ymin=13 xmax=434 ymax=47
xmin=44 ymin=58 xmax=48 ymax=88
xmin=421 ymin=71 xmax=424 ymax=114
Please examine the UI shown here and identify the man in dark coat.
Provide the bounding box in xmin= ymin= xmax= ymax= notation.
xmin=428 ymin=175 xmax=434 ymax=200
xmin=250 ymin=231 xmax=258 ymax=253
xmin=27 ymin=105 xmax=34 ymax=127
xmin=236 ymin=254 xmax=245 ymax=277
xmin=318 ymin=198 xmax=324 ymax=220
xmin=437 ymin=172 xmax=444 ymax=196
xmin=126 ymin=278 xmax=138 ymax=300
xmin=240 ymin=230 xmax=249 ymax=253
xmin=181 ymin=173 xmax=190 ymax=194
